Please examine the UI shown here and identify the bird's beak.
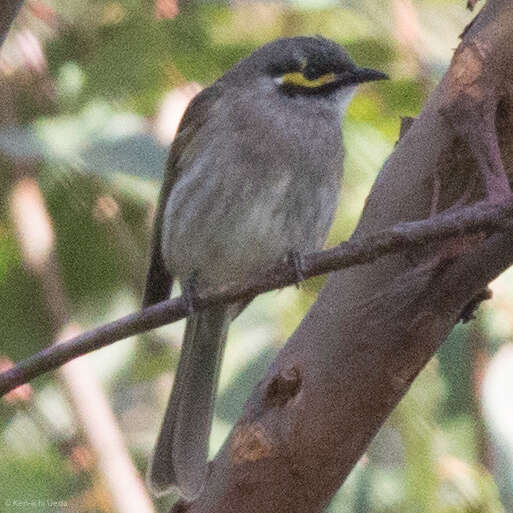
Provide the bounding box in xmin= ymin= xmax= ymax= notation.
xmin=336 ymin=67 xmax=389 ymax=86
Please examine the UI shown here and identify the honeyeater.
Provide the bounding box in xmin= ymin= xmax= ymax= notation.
xmin=143 ymin=35 xmax=387 ymax=499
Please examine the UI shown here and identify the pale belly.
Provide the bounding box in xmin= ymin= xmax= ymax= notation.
xmin=160 ymin=168 xmax=338 ymax=290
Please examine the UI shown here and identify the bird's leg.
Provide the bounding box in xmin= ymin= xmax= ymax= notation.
xmin=183 ymin=271 xmax=200 ymax=315
xmin=286 ymin=250 xmax=306 ymax=288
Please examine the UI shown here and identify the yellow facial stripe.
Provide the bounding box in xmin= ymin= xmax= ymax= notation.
xmin=281 ymin=71 xmax=336 ymax=88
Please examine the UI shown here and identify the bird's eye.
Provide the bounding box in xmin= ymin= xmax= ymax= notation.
xmin=303 ymin=64 xmax=322 ymax=80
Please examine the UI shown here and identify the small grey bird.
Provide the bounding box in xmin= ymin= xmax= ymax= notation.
xmin=143 ymin=36 xmax=387 ymax=499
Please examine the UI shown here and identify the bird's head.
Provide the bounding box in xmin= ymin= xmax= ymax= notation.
xmin=225 ymin=36 xmax=388 ymax=103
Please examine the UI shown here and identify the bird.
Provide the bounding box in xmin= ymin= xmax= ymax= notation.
xmin=143 ymin=35 xmax=387 ymax=499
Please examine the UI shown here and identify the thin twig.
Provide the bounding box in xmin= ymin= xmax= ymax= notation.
xmin=1 ymin=200 xmax=512 ymax=397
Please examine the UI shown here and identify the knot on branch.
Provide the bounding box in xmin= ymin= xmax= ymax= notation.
xmin=446 ymin=41 xmax=488 ymax=103
xmin=231 ymin=422 xmax=273 ymax=464
xmin=459 ymin=287 xmax=493 ymax=323
xmin=265 ymin=366 xmax=301 ymax=408
xmin=441 ymin=43 xmax=498 ymax=150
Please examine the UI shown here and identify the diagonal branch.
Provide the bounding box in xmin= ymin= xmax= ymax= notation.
xmin=173 ymin=1 xmax=513 ymax=512
xmin=1 ymin=199 xmax=512 ymax=397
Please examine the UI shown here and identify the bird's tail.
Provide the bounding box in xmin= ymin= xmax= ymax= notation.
xmin=148 ymin=305 xmax=232 ymax=499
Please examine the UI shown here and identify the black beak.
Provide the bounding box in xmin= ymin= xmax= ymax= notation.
xmin=337 ymin=67 xmax=388 ymax=86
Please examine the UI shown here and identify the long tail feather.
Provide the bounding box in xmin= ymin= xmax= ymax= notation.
xmin=148 ymin=305 xmax=231 ymax=499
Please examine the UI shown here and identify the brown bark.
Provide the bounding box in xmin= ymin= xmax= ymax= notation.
xmin=175 ymin=2 xmax=513 ymax=512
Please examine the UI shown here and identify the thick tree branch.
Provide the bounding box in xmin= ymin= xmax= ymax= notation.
xmin=173 ymin=1 xmax=513 ymax=512
xmin=1 ymin=200 xmax=512 ymax=397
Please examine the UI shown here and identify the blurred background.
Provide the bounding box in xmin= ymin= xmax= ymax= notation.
xmin=1 ymin=0 xmax=513 ymax=512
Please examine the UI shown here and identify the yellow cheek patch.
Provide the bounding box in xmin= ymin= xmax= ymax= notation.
xmin=280 ymin=71 xmax=336 ymax=88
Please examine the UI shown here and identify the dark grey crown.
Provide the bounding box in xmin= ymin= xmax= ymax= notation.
xmin=224 ymin=36 xmax=356 ymax=82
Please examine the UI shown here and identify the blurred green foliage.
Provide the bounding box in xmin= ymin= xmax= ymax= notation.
xmin=1 ymin=1 xmax=513 ymax=512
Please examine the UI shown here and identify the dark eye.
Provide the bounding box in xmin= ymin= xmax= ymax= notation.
xmin=303 ymin=63 xmax=322 ymax=80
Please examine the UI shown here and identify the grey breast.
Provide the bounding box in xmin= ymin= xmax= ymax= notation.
xmin=161 ymin=86 xmax=343 ymax=289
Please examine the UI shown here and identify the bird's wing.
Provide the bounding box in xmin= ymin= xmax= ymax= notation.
xmin=142 ymin=85 xmax=223 ymax=307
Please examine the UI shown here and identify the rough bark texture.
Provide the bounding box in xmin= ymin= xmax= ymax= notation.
xmin=173 ymin=1 xmax=513 ymax=512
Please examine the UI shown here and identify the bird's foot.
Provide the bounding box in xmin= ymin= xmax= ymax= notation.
xmin=287 ymin=250 xmax=306 ymax=288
